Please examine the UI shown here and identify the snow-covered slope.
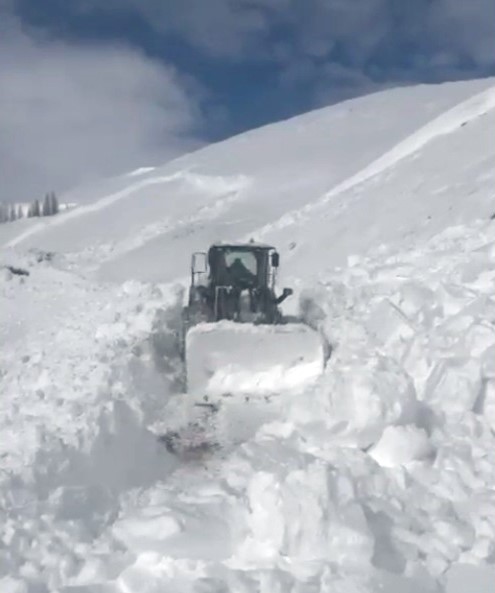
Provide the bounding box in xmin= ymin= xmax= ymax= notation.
xmin=1 ymin=78 xmax=495 ymax=593
xmin=3 ymin=78 xmax=494 ymax=285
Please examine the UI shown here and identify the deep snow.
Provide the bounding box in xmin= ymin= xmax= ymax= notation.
xmin=1 ymin=78 xmax=495 ymax=592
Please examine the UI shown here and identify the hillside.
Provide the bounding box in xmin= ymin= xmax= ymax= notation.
xmin=3 ymin=78 xmax=494 ymax=285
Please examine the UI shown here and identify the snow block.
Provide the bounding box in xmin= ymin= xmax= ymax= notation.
xmin=423 ymin=357 xmax=482 ymax=415
xmin=369 ymin=425 xmax=432 ymax=467
xmin=289 ymin=354 xmax=418 ymax=450
xmin=235 ymin=449 xmax=374 ymax=572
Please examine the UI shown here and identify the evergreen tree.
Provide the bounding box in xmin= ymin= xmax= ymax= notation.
xmin=0 ymin=204 xmax=6 ymax=223
xmin=31 ymin=199 xmax=41 ymax=217
xmin=9 ymin=204 xmax=17 ymax=221
xmin=41 ymin=192 xmax=59 ymax=216
xmin=42 ymin=193 xmax=51 ymax=216
xmin=16 ymin=204 xmax=23 ymax=219
xmin=50 ymin=192 xmax=59 ymax=215
xmin=52 ymin=192 xmax=60 ymax=214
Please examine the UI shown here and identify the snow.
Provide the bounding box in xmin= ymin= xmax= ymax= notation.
xmin=4 ymin=78 xmax=494 ymax=284
xmin=1 ymin=78 xmax=495 ymax=592
xmin=127 ymin=167 xmax=156 ymax=177
xmin=185 ymin=320 xmax=325 ymax=399
xmin=368 ymin=426 xmax=432 ymax=468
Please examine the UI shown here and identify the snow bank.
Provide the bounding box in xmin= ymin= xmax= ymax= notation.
xmin=0 ymin=251 xmax=186 ymax=589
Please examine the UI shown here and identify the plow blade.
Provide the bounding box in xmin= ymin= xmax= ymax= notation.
xmin=185 ymin=320 xmax=325 ymax=404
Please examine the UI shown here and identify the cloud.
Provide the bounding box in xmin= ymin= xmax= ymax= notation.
xmin=0 ymin=15 xmax=204 ymax=202
xmin=3 ymin=0 xmax=493 ymax=204
xmin=51 ymin=0 xmax=494 ymax=124
xmin=426 ymin=0 xmax=495 ymax=66
xmin=72 ymin=0 xmax=495 ymax=71
xmin=75 ymin=0 xmax=271 ymax=59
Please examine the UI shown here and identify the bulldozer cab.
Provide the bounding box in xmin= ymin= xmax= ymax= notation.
xmin=208 ymin=244 xmax=273 ymax=290
xmin=188 ymin=242 xmax=288 ymax=324
xmin=191 ymin=243 xmax=278 ymax=289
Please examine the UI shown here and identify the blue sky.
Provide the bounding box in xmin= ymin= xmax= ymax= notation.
xmin=1 ymin=0 xmax=494 ymax=201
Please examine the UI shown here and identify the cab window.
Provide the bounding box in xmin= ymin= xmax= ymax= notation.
xmin=224 ymin=250 xmax=257 ymax=274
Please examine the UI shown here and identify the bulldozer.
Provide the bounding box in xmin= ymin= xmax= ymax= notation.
xmin=181 ymin=242 xmax=325 ymax=411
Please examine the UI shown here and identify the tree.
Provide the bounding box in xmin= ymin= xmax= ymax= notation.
xmin=8 ymin=204 xmax=17 ymax=222
xmin=0 ymin=203 xmax=7 ymax=223
xmin=16 ymin=204 xmax=24 ymax=220
xmin=49 ymin=191 xmax=59 ymax=215
xmin=42 ymin=193 xmax=51 ymax=216
xmin=41 ymin=191 xmax=59 ymax=216
xmin=31 ymin=199 xmax=41 ymax=217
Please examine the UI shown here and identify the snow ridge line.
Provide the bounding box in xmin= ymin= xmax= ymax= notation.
xmin=104 ymin=187 xmax=247 ymax=263
xmin=6 ymin=172 xmax=250 ymax=249
xmin=257 ymin=83 xmax=495 ymax=237
xmin=6 ymin=174 xmax=184 ymax=248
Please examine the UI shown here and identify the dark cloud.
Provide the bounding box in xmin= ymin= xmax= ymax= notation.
xmin=43 ymin=0 xmax=494 ymax=127
xmin=70 ymin=0 xmax=495 ymax=70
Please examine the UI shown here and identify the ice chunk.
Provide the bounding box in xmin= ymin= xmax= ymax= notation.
xmin=423 ymin=357 xmax=482 ymax=414
xmin=289 ymin=355 xmax=418 ymax=449
xmin=369 ymin=425 xmax=432 ymax=467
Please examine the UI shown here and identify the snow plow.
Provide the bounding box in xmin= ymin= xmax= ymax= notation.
xmin=181 ymin=242 xmax=325 ymax=412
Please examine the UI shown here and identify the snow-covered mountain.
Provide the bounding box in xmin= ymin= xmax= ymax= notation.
xmin=4 ymin=78 xmax=494 ymax=285
xmin=1 ymin=78 xmax=495 ymax=593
